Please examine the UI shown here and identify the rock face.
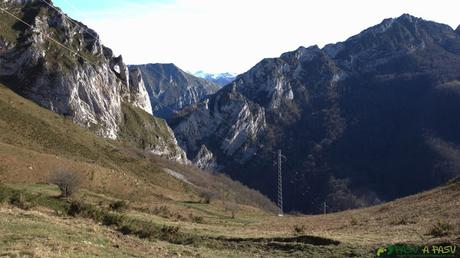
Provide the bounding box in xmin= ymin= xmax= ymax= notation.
xmin=128 ymin=67 xmax=153 ymax=115
xmin=171 ymin=85 xmax=266 ymax=166
xmin=129 ymin=63 xmax=220 ymax=119
xmin=0 ymin=3 xmax=123 ymax=138
xmin=193 ymin=145 xmax=217 ymax=170
xmin=173 ymin=14 xmax=460 ymax=212
xmin=0 ymin=1 xmax=187 ymax=163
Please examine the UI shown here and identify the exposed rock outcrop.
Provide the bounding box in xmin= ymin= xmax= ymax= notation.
xmin=193 ymin=145 xmax=218 ymax=170
xmin=0 ymin=0 xmax=187 ymax=162
xmin=129 ymin=63 xmax=220 ymax=119
xmin=129 ymin=67 xmax=153 ymax=115
xmin=172 ymin=85 xmax=266 ymax=166
xmin=173 ymin=14 xmax=460 ymax=212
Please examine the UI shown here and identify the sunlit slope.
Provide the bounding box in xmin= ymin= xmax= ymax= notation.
xmin=0 ymin=83 xmax=275 ymax=212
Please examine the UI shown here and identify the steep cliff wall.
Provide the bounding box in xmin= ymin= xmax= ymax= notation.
xmin=0 ymin=0 xmax=188 ymax=162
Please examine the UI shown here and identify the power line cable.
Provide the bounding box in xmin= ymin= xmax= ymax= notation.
xmin=0 ymin=5 xmax=98 ymax=67
xmin=60 ymin=0 xmax=86 ymax=17
xmin=3 ymin=2 xmax=296 ymax=173
xmin=47 ymin=0 xmax=279 ymax=163
xmin=37 ymin=0 xmax=100 ymax=41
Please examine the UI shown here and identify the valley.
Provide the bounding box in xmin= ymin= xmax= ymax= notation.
xmin=0 ymin=1 xmax=459 ymax=257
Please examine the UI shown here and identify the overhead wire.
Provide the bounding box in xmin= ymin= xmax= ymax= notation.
xmin=0 ymin=4 xmax=99 ymax=67
xmin=2 ymin=1 xmax=297 ymax=172
xmin=37 ymin=0 xmax=100 ymax=41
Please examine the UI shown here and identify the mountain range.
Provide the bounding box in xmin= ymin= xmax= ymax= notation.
xmin=172 ymin=14 xmax=460 ymax=212
xmin=2 ymin=1 xmax=460 ymax=256
xmin=1 ymin=0 xmax=460 ymax=215
xmin=129 ymin=64 xmax=220 ymax=119
xmin=194 ymin=71 xmax=237 ymax=86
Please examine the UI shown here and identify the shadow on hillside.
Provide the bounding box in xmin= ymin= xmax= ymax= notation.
xmin=213 ymin=235 xmax=340 ymax=246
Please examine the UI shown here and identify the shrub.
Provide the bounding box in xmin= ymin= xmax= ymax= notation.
xmin=9 ymin=192 xmax=31 ymax=210
xmin=224 ymin=202 xmax=239 ymax=219
xmin=350 ymin=216 xmax=358 ymax=226
xmin=293 ymin=224 xmax=306 ymax=235
xmin=190 ymin=214 xmax=204 ymax=223
xmin=102 ymin=212 xmax=125 ymax=227
xmin=199 ymin=190 xmax=216 ymax=204
xmin=118 ymin=224 xmax=134 ymax=235
xmin=110 ymin=200 xmax=128 ymax=211
xmin=428 ymin=220 xmax=452 ymax=237
xmin=0 ymin=186 xmax=14 ymax=203
xmin=160 ymin=225 xmax=181 ymax=242
xmin=135 ymin=223 xmax=158 ymax=239
xmin=48 ymin=170 xmax=81 ymax=197
xmin=67 ymin=200 xmax=103 ymax=221
xmin=67 ymin=201 xmax=84 ymax=216
xmin=151 ymin=205 xmax=173 ymax=218
xmin=390 ymin=215 xmax=415 ymax=225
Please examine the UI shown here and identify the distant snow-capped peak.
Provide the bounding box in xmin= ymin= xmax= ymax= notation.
xmin=193 ymin=71 xmax=237 ymax=86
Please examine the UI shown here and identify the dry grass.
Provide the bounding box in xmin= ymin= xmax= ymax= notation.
xmin=1 ymin=174 xmax=459 ymax=257
xmin=1 ymin=83 xmax=460 ymax=257
xmin=0 ymin=84 xmax=275 ymax=214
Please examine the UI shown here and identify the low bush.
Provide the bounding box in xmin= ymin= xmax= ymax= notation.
xmin=109 ymin=200 xmax=128 ymax=211
xmin=152 ymin=205 xmax=172 ymax=217
xmin=9 ymin=192 xmax=32 ymax=210
xmin=428 ymin=220 xmax=452 ymax=237
xmin=135 ymin=223 xmax=158 ymax=239
xmin=160 ymin=225 xmax=182 ymax=243
xmin=350 ymin=217 xmax=358 ymax=226
xmin=293 ymin=224 xmax=306 ymax=235
xmin=190 ymin=214 xmax=204 ymax=223
xmin=102 ymin=212 xmax=125 ymax=227
xmin=199 ymin=190 xmax=217 ymax=204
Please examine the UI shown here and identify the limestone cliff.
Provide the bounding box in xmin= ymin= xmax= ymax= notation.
xmin=0 ymin=0 xmax=187 ymax=162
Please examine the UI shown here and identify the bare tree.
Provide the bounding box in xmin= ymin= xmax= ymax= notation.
xmin=199 ymin=190 xmax=218 ymax=204
xmin=48 ymin=170 xmax=81 ymax=197
xmin=224 ymin=202 xmax=239 ymax=219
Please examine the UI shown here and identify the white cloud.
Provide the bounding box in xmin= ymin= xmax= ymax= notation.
xmin=64 ymin=0 xmax=460 ymax=74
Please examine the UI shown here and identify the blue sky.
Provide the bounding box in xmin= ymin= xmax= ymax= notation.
xmin=53 ymin=0 xmax=172 ymax=14
xmin=52 ymin=0 xmax=460 ymax=74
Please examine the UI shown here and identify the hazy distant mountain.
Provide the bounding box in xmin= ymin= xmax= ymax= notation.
xmin=194 ymin=71 xmax=237 ymax=86
xmin=130 ymin=64 xmax=220 ymax=119
xmin=172 ymin=14 xmax=460 ymax=212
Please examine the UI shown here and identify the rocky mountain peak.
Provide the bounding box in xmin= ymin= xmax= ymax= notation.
xmin=1 ymin=0 xmax=188 ymax=163
xmin=280 ymin=45 xmax=321 ymax=63
xmin=194 ymin=71 xmax=236 ymax=86
xmin=128 ymin=67 xmax=153 ymax=115
xmin=193 ymin=145 xmax=218 ymax=170
xmin=396 ymin=13 xmax=417 ymax=22
xmin=173 ymin=14 xmax=460 ymax=212
xmin=129 ymin=63 xmax=219 ymax=119
xmin=357 ymin=13 xmax=455 ymax=44
xmin=321 ymin=14 xmax=460 ymax=73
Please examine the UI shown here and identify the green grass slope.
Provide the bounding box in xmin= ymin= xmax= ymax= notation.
xmin=0 ymin=83 xmax=459 ymax=257
xmin=0 ymin=83 xmax=275 ymax=208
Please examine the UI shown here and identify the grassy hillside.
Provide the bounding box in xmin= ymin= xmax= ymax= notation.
xmin=0 ymin=178 xmax=458 ymax=257
xmin=0 ymin=85 xmax=460 ymax=257
xmin=0 ymin=83 xmax=459 ymax=257
xmin=0 ymin=83 xmax=275 ymax=209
